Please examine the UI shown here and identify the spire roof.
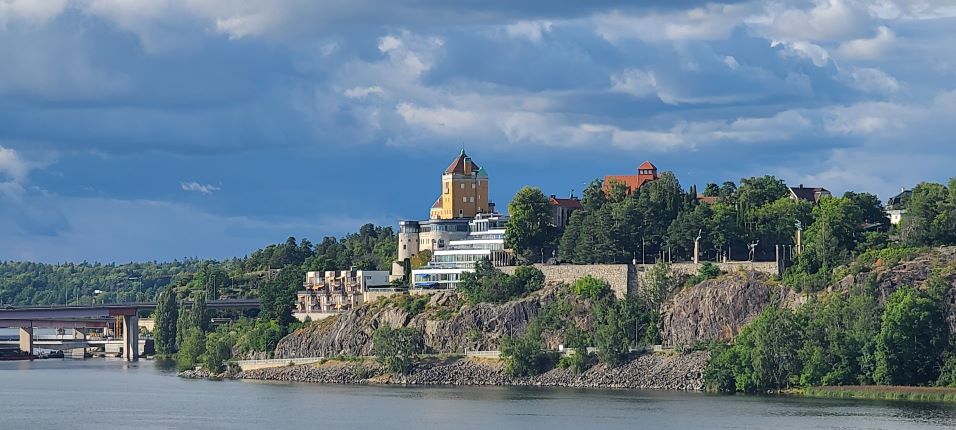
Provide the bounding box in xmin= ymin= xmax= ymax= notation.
xmin=444 ymin=150 xmax=481 ymax=174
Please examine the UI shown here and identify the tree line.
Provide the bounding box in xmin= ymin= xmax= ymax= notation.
xmin=506 ymin=174 xmax=956 ymax=292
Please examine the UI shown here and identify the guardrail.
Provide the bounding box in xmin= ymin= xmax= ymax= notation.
xmin=464 ymin=350 xmax=501 ymax=358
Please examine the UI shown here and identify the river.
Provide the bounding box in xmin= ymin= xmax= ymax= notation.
xmin=3 ymin=359 xmax=956 ymax=429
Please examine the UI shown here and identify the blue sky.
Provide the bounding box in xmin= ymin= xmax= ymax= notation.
xmin=2 ymin=0 xmax=956 ymax=262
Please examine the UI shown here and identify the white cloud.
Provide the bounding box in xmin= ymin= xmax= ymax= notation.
xmin=395 ymin=102 xmax=485 ymax=136
xmin=505 ymin=20 xmax=552 ymax=43
xmin=594 ymin=4 xmax=756 ymax=43
xmin=343 ymin=86 xmax=384 ymax=99
xmin=723 ymin=55 xmax=740 ymax=70
xmin=843 ymin=67 xmax=900 ymax=94
xmin=610 ymin=69 xmax=658 ymax=98
xmin=771 ymin=39 xmax=831 ymax=67
xmin=0 ymin=0 xmax=67 ymax=28
xmin=180 ymin=181 xmax=221 ymax=194
xmin=0 ymin=146 xmax=30 ymax=182
xmin=837 ymin=26 xmax=896 ymax=60
xmin=757 ymin=0 xmax=868 ymax=42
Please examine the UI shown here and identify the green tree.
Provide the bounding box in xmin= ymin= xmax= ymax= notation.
xmin=258 ymin=266 xmax=301 ymax=329
xmin=703 ymin=183 xmax=720 ymax=197
xmin=176 ymin=328 xmax=206 ymax=372
xmin=372 ymin=324 xmax=424 ymax=374
xmin=874 ymin=286 xmax=948 ymax=385
xmin=736 ymin=176 xmax=789 ymax=211
xmin=501 ymin=323 xmax=557 ymax=377
xmin=153 ymin=286 xmax=179 ymax=355
xmin=505 ymin=186 xmax=555 ymax=261
xmin=202 ymin=329 xmax=236 ymax=374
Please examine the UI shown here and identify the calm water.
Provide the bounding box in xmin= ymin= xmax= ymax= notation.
xmin=3 ymin=359 xmax=956 ymax=429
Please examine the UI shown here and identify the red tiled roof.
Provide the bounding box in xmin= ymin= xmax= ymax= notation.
xmin=697 ymin=195 xmax=719 ymax=204
xmin=604 ymin=175 xmax=655 ymax=191
xmin=550 ymin=197 xmax=582 ymax=209
xmin=638 ymin=161 xmax=657 ymax=170
xmin=431 ymin=197 xmax=442 ymax=209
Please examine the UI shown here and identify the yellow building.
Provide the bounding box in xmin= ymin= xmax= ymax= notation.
xmin=429 ymin=150 xmax=489 ymax=220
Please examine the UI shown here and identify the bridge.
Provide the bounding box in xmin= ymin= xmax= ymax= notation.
xmin=0 ymin=299 xmax=260 ymax=361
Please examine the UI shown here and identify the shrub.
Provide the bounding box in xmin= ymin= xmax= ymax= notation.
xmin=372 ymin=324 xmax=424 ymax=375
xmin=458 ymin=259 xmax=545 ymax=305
xmin=501 ymin=324 xmax=558 ymax=377
xmin=571 ymin=275 xmax=610 ymax=299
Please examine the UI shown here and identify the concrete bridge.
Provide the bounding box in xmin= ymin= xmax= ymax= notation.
xmin=0 ymin=299 xmax=259 ymax=361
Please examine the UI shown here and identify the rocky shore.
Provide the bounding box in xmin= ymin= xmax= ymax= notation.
xmin=234 ymin=351 xmax=709 ymax=391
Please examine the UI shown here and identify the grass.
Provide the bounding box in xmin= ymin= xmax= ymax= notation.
xmin=799 ymin=385 xmax=956 ymax=402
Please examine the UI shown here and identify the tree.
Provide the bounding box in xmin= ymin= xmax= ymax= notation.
xmin=506 ymin=186 xmax=557 ymax=261
xmin=875 ymin=286 xmax=948 ymax=385
xmin=905 ymin=181 xmax=956 ymax=246
xmin=372 ymin=324 xmax=424 ymax=374
xmin=501 ymin=323 xmax=557 ymax=377
xmin=153 ymin=286 xmax=179 ymax=355
xmin=258 ymin=266 xmax=300 ymax=329
xmin=736 ymin=176 xmax=789 ymax=211
xmin=176 ymin=328 xmax=206 ymax=372
xmin=703 ymin=183 xmax=720 ymax=197
xmin=593 ymin=300 xmax=629 ymax=365
xmin=203 ymin=329 xmax=236 ymax=374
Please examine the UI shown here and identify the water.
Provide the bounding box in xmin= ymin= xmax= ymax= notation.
xmin=3 ymin=359 xmax=956 ymax=429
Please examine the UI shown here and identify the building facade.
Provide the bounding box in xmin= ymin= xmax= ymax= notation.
xmin=604 ymin=161 xmax=659 ymax=194
xmin=411 ymin=213 xmax=513 ymax=290
xmin=886 ymin=188 xmax=912 ymax=225
xmin=429 ymin=150 xmax=490 ymax=220
xmin=294 ymin=269 xmax=390 ymax=321
xmin=549 ymin=194 xmax=582 ymax=228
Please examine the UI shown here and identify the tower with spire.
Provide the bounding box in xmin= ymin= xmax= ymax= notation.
xmin=429 ymin=149 xmax=490 ymax=220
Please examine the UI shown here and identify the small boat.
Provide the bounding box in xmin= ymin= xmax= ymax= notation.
xmin=0 ymin=348 xmax=37 ymax=361
xmin=37 ymin=350 xmax=65 ymax=359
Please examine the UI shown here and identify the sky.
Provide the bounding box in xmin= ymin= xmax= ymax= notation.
xmin=1 ymin=0 xmax=955 ymax=263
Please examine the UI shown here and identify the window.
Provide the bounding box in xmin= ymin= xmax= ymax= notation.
xmin=470 ymin=197 xmax=474 ymax=202
xmin=463 ymin=197 xmax=467 ymax=202
xmin=461 ymin=183 xmax=465 ymax=189
xmin=472 ymin=183 xmax=476 ymax=189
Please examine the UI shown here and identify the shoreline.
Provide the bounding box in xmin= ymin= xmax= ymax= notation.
xmin=185 ymin=351 xmax=710 ymax=391
xmin=795 ymin=386 xmax=956 ymax=403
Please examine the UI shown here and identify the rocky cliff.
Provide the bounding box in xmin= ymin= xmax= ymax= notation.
xmin=833 ymin=246 xmax=956 ymax=333
xmin=661 ymin=247 xmax=956 ymax=349
xmin=275 ymin=283 xmax=571 ymax=358
xmin=660 ymin=271 xmax=801 ymax=349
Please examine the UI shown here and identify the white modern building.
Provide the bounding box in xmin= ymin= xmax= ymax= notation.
xmin=411 ymin=213 xmax=514 ymax=291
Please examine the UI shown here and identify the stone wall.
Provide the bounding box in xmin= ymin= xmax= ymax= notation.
xmin=501 ymin=264 xmax=635 ymax=298
xmin=503 ymin=261 xmax=780 ymax=299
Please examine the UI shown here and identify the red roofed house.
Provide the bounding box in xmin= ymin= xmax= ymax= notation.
xmin=604 ymin=161 xmax=659 ymax=194
xmin=549 ymin=194 xmax=582 ymax=228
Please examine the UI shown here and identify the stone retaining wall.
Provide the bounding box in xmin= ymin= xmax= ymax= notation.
xmin=501 ymin=264 xmax=634 ymax=298
xmin=502 ymin=261 xmax=779 ymax=299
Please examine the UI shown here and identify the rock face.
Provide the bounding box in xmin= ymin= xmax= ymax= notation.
xmin=274 ymin=285 xmax=563 ymax=359
xmin=836 ymin=247 xmax=956 ymax=334
xmin=660 ymin=271 xmax=800 ymax=349
xmin=239 ymin=352 xmax=709 ymax=391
